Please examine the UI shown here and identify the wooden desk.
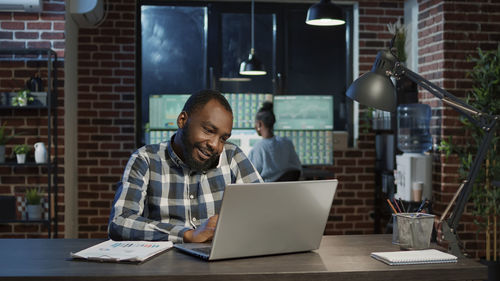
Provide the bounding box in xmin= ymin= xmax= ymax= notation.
xmin=0 ymin=235 xmax=486 ymax=281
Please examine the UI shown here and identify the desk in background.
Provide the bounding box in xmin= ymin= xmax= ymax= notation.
xmin=0 ymin=235 xmax=486 ymax=281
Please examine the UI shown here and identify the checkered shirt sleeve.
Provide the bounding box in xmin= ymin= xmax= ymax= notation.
xmin=108 ymin=141 xmax=262 ymax=242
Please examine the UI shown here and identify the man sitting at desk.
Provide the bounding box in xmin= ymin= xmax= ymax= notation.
xmin=108 ymin=90 xmax=262 ymax=243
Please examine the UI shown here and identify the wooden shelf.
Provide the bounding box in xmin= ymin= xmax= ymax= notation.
xmin=0 ymin=219 xmax=50 ymax=224
xmin=0 ymin=161 xmax=55 ymax=167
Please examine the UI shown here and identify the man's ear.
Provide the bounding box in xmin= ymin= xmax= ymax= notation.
xmin=177 ymin=111 xmax=188 ymax=129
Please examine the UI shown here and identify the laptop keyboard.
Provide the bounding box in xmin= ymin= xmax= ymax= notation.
xmin=192 ymin=246 xmax=212 ymax=255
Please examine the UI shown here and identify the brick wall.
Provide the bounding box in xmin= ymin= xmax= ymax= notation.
xmin=0 ymin=0 xmax=400 ymax=239
xmin=324 ymin=0 xmax=406 ymax=235
xmin=419 ymin=0 xmax=500 ymax=258
xmin=1 ymin=0 xmax=498 ymax=259
xmin=76 ymin=0 xmax=136 ymax=238
xmin=0 ymin=0 xmax=65 ymax=238
xmin=73 ymin=0 xmax=391 ymax=239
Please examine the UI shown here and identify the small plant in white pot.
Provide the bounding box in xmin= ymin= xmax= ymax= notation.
xmin=25 ymin=187 xmax=43 ymax=220
xmin=13 ymin=144 xmax=30 ymax=164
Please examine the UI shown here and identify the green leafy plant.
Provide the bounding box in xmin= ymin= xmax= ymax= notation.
xmin=13 ymin=144 xmax=30 ymax=155
xmin=387 ymin=17 xmax=407 ymax=63
xmin=465 ymin=46 xmax=500 ymax=262
xmin=440 ymin=46 xmax=500 ymax=261
xmin=359 ymin=106 xmax=375 ymax=133
xmin=25 ymin=187 xmax=42 ymax=205
xmin=11 ymin=89 xmax=34 ymax=106
xmin=0 ymin=122 xmax=14 ymax=145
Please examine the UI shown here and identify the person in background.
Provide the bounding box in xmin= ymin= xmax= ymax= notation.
xmin=248 ymin=101 xmax=302 ymax=182
xmin=108 ymin=89 xmax=262 ymax=243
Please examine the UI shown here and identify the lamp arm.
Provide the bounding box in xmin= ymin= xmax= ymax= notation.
xmin=395 ymin=63 xmax=486 ymax=127
xmin=442 ymin=119 xmax=498 ymax=257
xmin=393 ymin=62 xmax=500 ymax=257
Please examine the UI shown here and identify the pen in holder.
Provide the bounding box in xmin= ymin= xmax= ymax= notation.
xmin=396 ymin=213 xmax=435 ymax=250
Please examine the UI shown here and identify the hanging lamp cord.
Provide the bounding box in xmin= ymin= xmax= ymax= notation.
xmin=251 ymin=0 xmax=255 ymax=53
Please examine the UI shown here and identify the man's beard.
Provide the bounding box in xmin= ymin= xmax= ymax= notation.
xmin=180 ymin=124 xmax=220 ymax=172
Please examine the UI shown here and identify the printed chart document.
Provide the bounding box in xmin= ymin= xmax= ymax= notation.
xmin=370 ymin=249 xmax=458 ymax=266
xmin=71 ymin=240 xmax=173 ymax=263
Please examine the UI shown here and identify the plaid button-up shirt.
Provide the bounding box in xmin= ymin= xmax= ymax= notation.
xmin=108 ymin=139 xmax=262 ymax=243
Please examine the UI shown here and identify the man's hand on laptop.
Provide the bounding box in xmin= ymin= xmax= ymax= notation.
xmin=183 ymin=214 xmax=219 ymax=243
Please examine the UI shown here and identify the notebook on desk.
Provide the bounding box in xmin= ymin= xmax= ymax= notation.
xmin=371 ymin=249 xmax=458 ymax=265
xmin=174 ymin=179 xmax=338 ymax=261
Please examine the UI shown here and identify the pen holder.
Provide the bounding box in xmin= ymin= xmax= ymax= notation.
xmin=396 ymin=213 xmax=435 ymax=250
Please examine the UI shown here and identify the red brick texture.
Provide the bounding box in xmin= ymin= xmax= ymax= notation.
xmin=326 ymin=0 xmax=406 ymax=236
xmin=418 ymin=0 xmax=500 ymax=258
xmin=1 ymin=0 xmax=498 ymax=258
xmin=0 ymin=0 xmax=65 ymax=238
xmin=76 ymin=1 xmax=136 ymax=238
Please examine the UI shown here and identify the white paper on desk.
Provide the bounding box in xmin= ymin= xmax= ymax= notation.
xmin=70 ymin=240 xmax=173 ymax=263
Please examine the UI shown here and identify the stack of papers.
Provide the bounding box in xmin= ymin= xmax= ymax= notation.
xmin=71 ymin=240 xmax=173 ymax=263
xmin=371 ymin=249 xmax=458 ymax=266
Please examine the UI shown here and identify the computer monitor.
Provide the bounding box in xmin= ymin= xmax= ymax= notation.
xmin=149 ymin=93 xmax=273 ymax=130
xmin=275 ymin=130 xmax=333 ymax=165
xmin=274 ymin=95 xmax=334 ymax=130
xmin=227 ymin=129 xmax=261 ymax=156
xmin=223 ymin=93 xmax=273 ymax=129
xmin=148 ymin=130 xmax=176 ymax=145
xmin=149 ymin=94 xmax=190 ymax=129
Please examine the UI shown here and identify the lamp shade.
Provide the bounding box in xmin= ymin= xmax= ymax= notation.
xmin=306 ymin=0 xmax=345 ymax=26
xmin=239 ymin=50 xmax=266 ymax=75
xmin=346 ymin=50 xmax=398 ymax=112
xmin=239 ymin=0 xmax=266 ymax=76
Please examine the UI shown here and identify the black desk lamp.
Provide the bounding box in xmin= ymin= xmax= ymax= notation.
xmin=346 ymin=48 xmax=499 ymax=258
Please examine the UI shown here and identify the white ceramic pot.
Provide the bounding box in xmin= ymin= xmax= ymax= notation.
xmin=34 ymin=142 xmax=47 ymax=163
xmin=16 ymin=153 xmax=26 ymax=164
xmin=27 ymin=204 xmax=42 ymax=220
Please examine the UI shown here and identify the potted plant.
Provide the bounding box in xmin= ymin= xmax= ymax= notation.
xmin=13 ymin=144 xmax=30 ymax=164
xmin=11 ymin=89 xmax=34 ymax=107
xmin=386 ymin=17 xmax=407 ymax=63
xmin=441 ymin=46 xmax=500 ymax=279
xmin=25 ymin=187 xmax=43 ymax=220
xmin=0 ymin=122 xmax=14 ymax=163
xmin=465 ymin=46 xmax=500 ymax=280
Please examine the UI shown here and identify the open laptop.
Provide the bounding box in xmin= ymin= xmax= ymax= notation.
xmin=174 ymin=179 xmax=338 ymax=261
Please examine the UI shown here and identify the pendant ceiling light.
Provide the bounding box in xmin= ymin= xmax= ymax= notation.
xmin=239 ymin=0 xmax=266 ymax=76
xmin=306 ymin=0 xmax=345 ymax=26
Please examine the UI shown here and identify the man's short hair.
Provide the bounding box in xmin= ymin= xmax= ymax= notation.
xmin=182 ymin=89 xmax=233 ymax=116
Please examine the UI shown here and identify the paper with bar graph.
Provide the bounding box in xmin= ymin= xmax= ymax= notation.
xmin=70 ymin=240 xmax=173 ymax=263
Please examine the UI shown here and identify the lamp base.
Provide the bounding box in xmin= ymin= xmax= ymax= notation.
xmin=441 ymin=221 xmax=466 ymax=259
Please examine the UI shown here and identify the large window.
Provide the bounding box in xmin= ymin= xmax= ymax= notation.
xmin=138 ymin=1 xmax=354 ymax=147
xmin=140 ymin=5 xmax=207 ymax=132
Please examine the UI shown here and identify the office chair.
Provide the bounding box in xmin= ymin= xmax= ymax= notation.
xmin=276 ymin=169 xmax=301 ymax=182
